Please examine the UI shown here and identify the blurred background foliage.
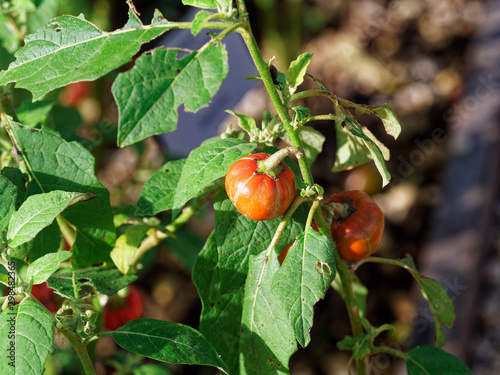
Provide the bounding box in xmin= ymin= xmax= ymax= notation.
xmin=1 ymin=0 xmax=499 ymax=374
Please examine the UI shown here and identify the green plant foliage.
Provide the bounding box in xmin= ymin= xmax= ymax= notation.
xmin=7 ymin=120 xmax=116 ymax=266
xmin=7 ymin=190 xmax=88 ymax=248
xmin=113 ymin=319 xmax=229 ymax=374
xmin=407 ymin=346 xmax=471 ymax=375
xmin=25 ymin=251 xmax=72 ymax=284
xmin=272 ymin=230 xmax=336 ymax=347
xmin=172 ymin=138 xmax=256 ymax=218
xmin=112 ymin=42 xmax=229 ymax=147
xmin=0 ymin=8 xmax=172 ymax=100
xmin=48 ymin=266 xmax=137 ymax=300
xmin=0 ymin=301 xmax=54 ymax=375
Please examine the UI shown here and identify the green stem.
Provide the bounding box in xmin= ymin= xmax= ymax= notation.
xmin=268 ymin=195 xmax=308 ymax=250
xmin=61 ymin=329 xmax=96 ymax=375
xmin=370 ymin=346 xmax=409 ymax=360
xmin=235 ymin=1 xmax=314 ymax=189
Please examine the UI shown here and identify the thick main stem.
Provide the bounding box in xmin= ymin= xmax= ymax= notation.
xmin=235 ymin=2 xmax=314 ymax=188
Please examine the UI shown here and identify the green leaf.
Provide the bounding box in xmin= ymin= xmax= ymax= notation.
xmin=287 ymin=53 xmax=312 ymax=92
xmin=371 ymin=104 xmax=402 ymax=139
xmin=414 ymin=276 xmax=456 ymax=347
xmin=26 ymin=251 xmax=72 ymax=284
xmin=26 ymin=0 xmax=60 ymax=34
xmin=8 ymin=120 xmax=116 ymax=267
xmin=0 ymin=9 xmax=172 ymax=100
xmin=172 ymin=138 xmax=256 ymax=218
xmin=336 ymin=333 xmax=371 ymax=360
xmin=0 ymin=176 xmax=17 ymax=247
xmin=48 ymin=266 xmax=137 ymax=300
xmin=110 ymin=225 xmax=150 ymax=275
xmin=7 ymin=190 xmax=89 ymax=248
xmin=182 ymin=0 xmax=232 ymax=12
xmin=193 ymin=232 xmax=244 ymax=375
xmin=0 ymin=300 xmax=54 ymax=375
xmin=113 ymin=319 xmax=229 ymax=374
xmin=12 ymin=221 xmax=62 ymax=262
xmin=226 ymin=110 xmax=258 ymax=134
xmin=407 ymin=346 xmax=472 ymax=375
xmin=136 ymin=159 xmax=186 ymax=216
xmin=16 ymin=100 xmax=56 ymax=127
xmin=163 ymin=228 xmax=205 ymax=272
xmin=272 ymin=230 xmax=336 ymax=347
xmin=112 ymin=41 xmax=229 ymax=147
xmin=214 ymin=189 xmax=306 ymax=294
xmin=46 ymin=104 xmax=83 ymax=141
xmin=282 ymin=126 xmax=324 ymax=166
xmin=191 ymin=10 xmax=217 ymax=36
xmin=332 ymin=116 xmax=391 ymax=187
xmin=239 ymin=251 xmax=296 ymax=374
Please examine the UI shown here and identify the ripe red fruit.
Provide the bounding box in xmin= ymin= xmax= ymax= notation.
xmin=103 ymin=285 xmax=144 ymax=331
xmin=326 ymin=190 xmax=384 ymax=261
xmin=225 ymin=153 xmax=296 ymax=221
xmin=31 ymin=282 xmax=57 ymax=312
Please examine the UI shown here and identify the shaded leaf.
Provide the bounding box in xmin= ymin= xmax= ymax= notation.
xmin=113 ymin=319 xmax=229 ymax=374
xmin=8 ymin=120 xmax=116 ymax=267
xmin=48 ymin=266 xmax=137 ymax=300
xmin=407 ymin=346 xmax=471 ymax=375
xmin=136 ymin=159 xmax=186 ymax=216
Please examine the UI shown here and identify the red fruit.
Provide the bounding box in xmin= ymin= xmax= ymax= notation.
xmin=278 ymin=243 xmax=292 ymax=265
xmin=104 ymin=285 xmax=144 ymax=331
xmin=59 ymin=81 xmax=91 ymax=107
xmin=225 ymin=153 xmax=296 ymax=221
xmin=326 ymin=190 xmax=384 ymax=261
xmin=31 ymin=282 xmax=57 ymax=312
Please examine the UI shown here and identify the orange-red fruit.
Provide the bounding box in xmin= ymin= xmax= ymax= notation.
xmin=225 ymin=153 xmax=296 ymax=221
xmin=278 ymin=243 xmax=292 ymax=264
xmin=326 ymin=190 xmax=384 ymax=261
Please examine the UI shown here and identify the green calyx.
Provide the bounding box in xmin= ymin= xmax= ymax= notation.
xmin=255 ymin=147 xmax=299 ymax=179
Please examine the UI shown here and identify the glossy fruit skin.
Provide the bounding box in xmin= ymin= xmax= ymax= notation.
xmin=31 ymin=282 xmax=57 ymax=312
xmin=225 ymin=153 xmax=296 ymax=221
xmin=327 ymin=190 xmax=384 ymax=261
xmin=104 ymin=285 xmax=144 ymax=331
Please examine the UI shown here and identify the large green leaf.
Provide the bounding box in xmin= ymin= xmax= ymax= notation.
xmin=214 ymin=190 xmax=306 ymax=294
xmin=12 ymin=221 xmax=62 ymax=262
xmin=0 ymin=301 xmax=54 ymax=375
xmin=8 ymin=120 xmax=115 ymax=266
xmin=48 ymin=266 xmax=137 ymax=300
xmin=136 ymin=159 xmax=186 ymax=216
xmin=113 ymin=319 xmax=229 ymax=374
xmin=407 ymin=346 xmax=471 ymax=375
xmin=193 ymin=231 xmax=244 ymax=375
xmin=172 ymin=138 xmax=256 ymax=218
xmin=0 ymin=7 xmax=172 ymax=100
xmin=272 ymin=230 xmax=336 ymax=347
xmin=239 ymin=251 xmax=296 ymax=374
xmin=112 ymin=41 xmax=228 ymax=147
xmin=0 ymin=176 xmax=17 ymax=247
xmin=7 ymin=190 xmax=88 ymax=248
